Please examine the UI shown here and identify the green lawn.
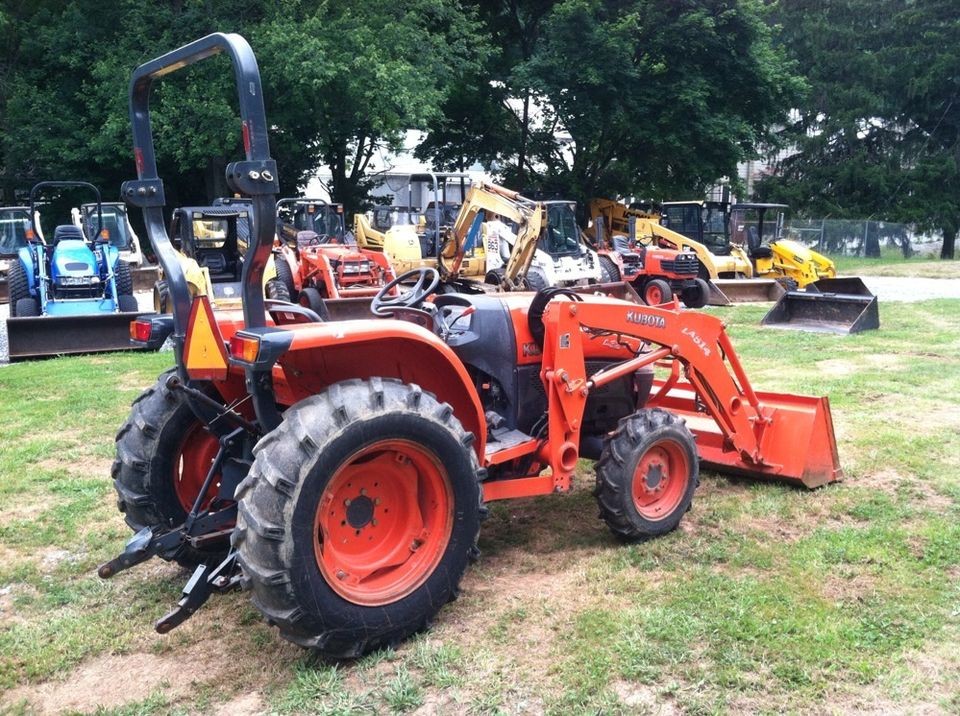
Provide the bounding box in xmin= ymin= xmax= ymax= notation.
xmin=832 ymin=250 xmax=959 ymax=278
xmin=1 ymin=301 xmax=959 ymax=714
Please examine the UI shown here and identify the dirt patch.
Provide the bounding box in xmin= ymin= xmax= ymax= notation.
xmin=213 ymin=691 xmax=265 ymax=716
xmin=0 ymin=583 xmax=39 ymax=628
xmin=3 ymin=641 xmax=229 ymax=714
xmin=816 ymin=353 xmax=905 ymax=378
xmin=0 ymin=493 xmax=59 ymax=524
xmin=612 ymin=679 xmax=678 ymax=714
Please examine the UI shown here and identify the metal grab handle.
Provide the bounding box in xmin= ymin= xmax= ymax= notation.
xmin=121 ymin=32 xmax=277 ymax=343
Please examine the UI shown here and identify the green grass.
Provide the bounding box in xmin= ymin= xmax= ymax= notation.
xmin=831 ymin=249 xmax=959 ymax=277
xmin=1 ymin=301 xmax=959 ymax=713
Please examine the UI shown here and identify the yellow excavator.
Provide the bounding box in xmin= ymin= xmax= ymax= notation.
xmin=443 ymin=181 xmax=602 ymax=291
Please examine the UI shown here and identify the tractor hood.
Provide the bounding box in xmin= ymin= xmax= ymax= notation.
xmin=52 ymin=240 xmax=98 ymax=278
xmin=772 ymin=239 xmax=836 ymax=278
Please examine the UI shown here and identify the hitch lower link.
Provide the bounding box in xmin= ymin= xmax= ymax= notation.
xmin=98 ymin=407 xmax=252 ymax=633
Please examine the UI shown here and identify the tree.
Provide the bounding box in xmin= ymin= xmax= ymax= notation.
xmin=418 ymin=0 xmax=800 ymax=211
xmin=758 ymin=0 xmax=959 ymax=259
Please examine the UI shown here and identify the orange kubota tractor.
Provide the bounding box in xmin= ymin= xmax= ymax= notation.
xmin=105 ymin=34 xmax=842 ymax=660
xmin=269 ymin=197 xmax=396 ymax=316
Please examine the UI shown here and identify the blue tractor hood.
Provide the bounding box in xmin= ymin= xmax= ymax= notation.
xmin=52 ymin=240 xmax=98 ymax=277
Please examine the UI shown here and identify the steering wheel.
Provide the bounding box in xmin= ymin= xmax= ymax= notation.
xmin=371 ymin=267 xmax=441 ymax=316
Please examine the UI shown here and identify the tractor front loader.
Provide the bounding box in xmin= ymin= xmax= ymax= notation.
xmin=101 ymin=33 xmax=841 ymax=660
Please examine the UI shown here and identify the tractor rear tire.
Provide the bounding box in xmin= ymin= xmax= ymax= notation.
xmin=642 ymin=278 xmax=673 ymax=306
xmin=594 ymin=408 xmax=699 ymax=540
xmin=112 ymin=370 xmax=228 ymax=567
xmin=484 ymin=268 xmax=505 ymax=287
xmin=273 ymin=259 xmax=298 ymax=302
xmin=681 ymin=278 xmax=711 ymax=309
xmin=523 ymin=268 xmax=548 ymax=292
xmin=599 ymin=255 xmax=621 ymax=283
xmin=265 ymin=278 xmax=291 ymax=303
xmin=15 ymin=297 xmax=40 ymax=316
xmin=8 ymin=262 xmax=30 ymax=317
xmin=234 ymin=379 xmax=486 ymax=658
xmin=777 ymin=276 xmax=799 ymax=292
xmin=115 ymin=261 xmax=134 ymax=297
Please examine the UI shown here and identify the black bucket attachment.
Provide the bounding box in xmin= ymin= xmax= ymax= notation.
xmin=6 ymin=312 xmax=151 ymax=361
xmin=133 ymin=265 xmax=161 ymax=291
xmin=711 ymin=278 xmax=786 ymax=304
xmin=761 ymin=278 xmax=878 ymax=335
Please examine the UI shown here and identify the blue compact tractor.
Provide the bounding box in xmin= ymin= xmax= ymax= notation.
xmin=5 ymin=181 xmax=146 ymax=360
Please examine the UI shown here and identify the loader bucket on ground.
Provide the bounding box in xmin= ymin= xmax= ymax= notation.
xmin=133 ymin=265 xmax=161 ymax=291
xmin=6 ymin=312 xmax=150 ymax=361
xmin=650 ymin=381 xmax=841 ymax=489
xmin=712 ymin=278 xmax=786 ymax=303
xmin=761 ymin=287 xmax=879 ymax=335
xmin=804 ymin=276 xmax=873 ymax=296
xmin=574 ymin=281 xmax=643 ymax=303
xmin=706 ymin=280 xmax=731 ymax=306
xmin=324 ymin=296 xmax=378 ymax=321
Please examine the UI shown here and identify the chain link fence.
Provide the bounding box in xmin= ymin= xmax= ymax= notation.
xmin=783 ymin=219 xmax=943 ymax=258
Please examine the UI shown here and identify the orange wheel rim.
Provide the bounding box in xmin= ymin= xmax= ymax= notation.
xmin=646 ymin=285 xmax=664 ymax=305
xmin=631 ymin=439 xmax=689 ymax=520
xmin=314 ymin=439 xmax=454 ymax=606
xmin=174 ymin=424 xmax=220 ymax=513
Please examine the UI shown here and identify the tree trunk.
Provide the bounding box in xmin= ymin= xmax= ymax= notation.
xmin=204 ymin=156 xmax=228 ymax=203
xmin=941 ymin=227 xmax=956 ymax=259
xmin=517 ymin=92 xmax=530 ymax=188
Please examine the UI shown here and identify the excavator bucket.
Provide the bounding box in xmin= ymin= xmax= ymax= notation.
xmin=6 ymin=312 xmax=150 ymax=361
xmin=761 ymin=279 xmax=878 ymax=334
xmin=711 ymin=278 xmax=786 ymax=303
xmin=650 ymin=381 xmax=841 ymax=488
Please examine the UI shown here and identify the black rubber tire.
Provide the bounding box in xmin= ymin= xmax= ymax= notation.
xmin=642 ymin=278 xmax=674 ymax=306
xmin=15 ymin=296 xmax=40 ymax=316
xmin=117 ymin=294 xmax=139 ymax=312
xmin=594 ymin=408 xmax=699 ymax=540
xmin=154 ymin=280 xmax=170 ymax=314
xmin=8 ymin=261 xmax=30 ymax=316
xmin=265 ymin=278 xmax=291 ymax=303
xmin=681 ymin=277 xmax=711 ymax=309
xmin=298 ymin=286 xmax=330 ymax=321
xmin=234 ymin=378 xmax=486 ymax=659
xmin=484 ymin=268 xmax=505 ymax=286
xmin=114 ymin=261 xmax=134 ymax=297
xmin=776 ymin=276 xmax=799 ymax=292
xmin=599 ymin=254 xmax=621 ymax=283
xmin=523 ymin=268 xmax=549 ymax=292
xmin=112 ymin=370 xmax=227 ymax=567
xmin=273 ymin=258 xmax=298 ymax=302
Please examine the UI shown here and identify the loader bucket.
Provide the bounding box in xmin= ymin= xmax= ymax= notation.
xmin=705 ymin=280 xmax=731 ymax=306
xmin=650 ymin=381 xmax=842 ymax=488
xmin=574 ymin=281 xmax=643 ymax=303
xmin=133 ymin=265 xmax=161 ymax=291
xmin=804 ymin=276 xmax=873 ymax=296
xmin=324 ymin=296 xmax=378 ymax=321
xmin=761 ymin=285 xmax=879 ymax=335
xmin=6 ymin=312 xmax=150 ymax=361
xmin=711 ymin=278 xmax=786 ymax=303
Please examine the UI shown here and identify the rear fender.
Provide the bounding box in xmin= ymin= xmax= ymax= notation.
xmin=273 ymin=321 xmax=486 ymax=459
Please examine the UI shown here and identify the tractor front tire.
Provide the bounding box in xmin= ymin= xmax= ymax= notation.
xmin=265 ymin=278 xmax=292 ymax=303
xmin=273 ymin=259 xmax=298 ymax=302
xmin=594 ymin=408 xmax=699 ymax=540
xmin=599 ymin=255 xmax=621 ymax=283
xmin=297 ymin=286 xmax=331 ymax=321
xmin=777 ymin=276 xmax=799 ymax=292
xmin=112 ymin=370 xmax=228 ymax=567
xmin=8 ymin=262 xmax=30 ymax=317
xmin=154 ymin=280 xmax=170 ymax=313
xmin=235 ymin=379 xmax=486 ymax=658
xmin=118 ymin=295 xmax=139 ymax=312
xmin=15 ymin=297 xmax=40 ymax=316
xmin=115 ymin=261 xmax=134 ymax=297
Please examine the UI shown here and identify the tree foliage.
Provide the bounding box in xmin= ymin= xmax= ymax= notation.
xmin=758 ymin=0 xmax=960 ymax=258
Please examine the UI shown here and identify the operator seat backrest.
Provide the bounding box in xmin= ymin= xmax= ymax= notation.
xmin=53 ymin=225 xmax=85 ymax=244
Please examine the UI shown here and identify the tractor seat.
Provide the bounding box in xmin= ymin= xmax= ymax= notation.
xmin=297 ymin=230 xmax=325 ymax=248
xmin=53 ymin=225 xmax=85 ymax=244
xmin=198 ymin=251 xmax=235 ymax=278
xmin=749 ymin=245 xmax=773 ymax=260
xmin=612 ymin=235 xmax=643 ymax=262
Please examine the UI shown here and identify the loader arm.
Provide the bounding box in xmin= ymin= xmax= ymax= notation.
xmin=538 ymin=297 xmax=840 ymax=489
xmin=353 ymin=213 xmax=385 ymax=251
